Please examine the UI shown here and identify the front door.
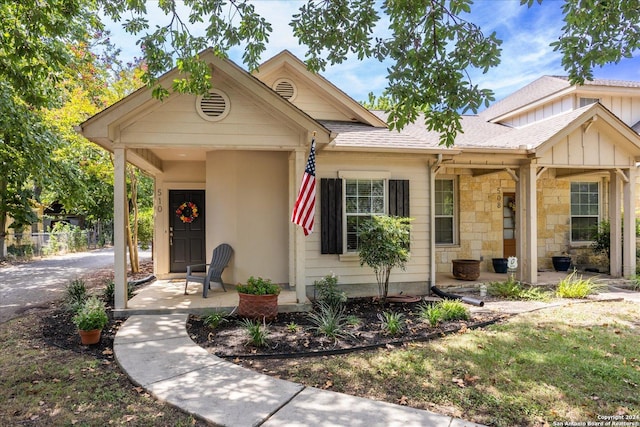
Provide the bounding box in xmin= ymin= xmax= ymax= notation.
xmin=503 ymin=193 xmax=516 ymax=258
xmin=169 ymin=190 xmax=206 ymax=273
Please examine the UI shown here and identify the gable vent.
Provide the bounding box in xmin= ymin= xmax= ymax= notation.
xmin=273 ymin=78 xmax=297 ymax=101
xmin=196 ymin=89 xmax=230 ymax=122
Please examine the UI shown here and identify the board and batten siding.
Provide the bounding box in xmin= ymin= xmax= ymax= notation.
xmin=303 ymin=152 xmax=431 ymax=292
xmin=502 ymin=94 xmax=640 ymax=130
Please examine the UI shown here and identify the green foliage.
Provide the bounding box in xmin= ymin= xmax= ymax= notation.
xmin=314 ymin=274 xmax=347 ymax=309
xmin=103 ymin=280 xmax=135 ymax=305
xmin=556 ymin=270 xmax=604 ymax=299
xmin=203 ymin=312 xmax=228 ymax=329
xmin=590 ymin=220 xmax=611 ymax=259
xmin=44 ymin=222 xmax=88 ymax=255
xmin=420 ymin=303 xmax=443 ymax=326
xmin=6 ymin=243 xmax=34 ymax=259
xmin=72 ymin=296 xmax=109 ymax=331
xmin=65 ymin=279 xmax=88 ymax=313
xmin=286 ymin=322 xmax=299 ymax=333
xmin=379 ymin=311 xmax=405 ymax=335
xmin=135 ymin=207 xmax=154 ymax=249
xmin=236 ymin=276 xmax=281 ymax=295
xmin=488 ymin=277 xmax=550 ymax=301
xmin=419 ymin=299 xmax=470 ymax=325
xmin=631 ymin=275 xmax=640 ymax=291
xmin=307 ymin=302 xmax=352 ymax=340
xmin=545 ymin=0 xmax=640 ymax=85
xmin=346 ymin=315 xmax=362 ymax=327
xmin=238 ymin=318 xmax=269 ymax=347
xmin=357 ymin=216 xmax=412 ymax=304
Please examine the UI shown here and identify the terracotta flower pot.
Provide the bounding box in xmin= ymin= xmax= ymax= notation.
xmin=79 ymin=329 xmax=102 ymax=345
xmin=237 ymin=293 xmax=278 ymax=321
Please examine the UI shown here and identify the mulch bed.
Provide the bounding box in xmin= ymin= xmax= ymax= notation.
xmin=187 ymin=297 xmax=508 ymax=359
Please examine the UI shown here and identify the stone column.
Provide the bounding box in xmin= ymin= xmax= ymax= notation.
xmin=113 ymin=147 xmax=128 ymax=310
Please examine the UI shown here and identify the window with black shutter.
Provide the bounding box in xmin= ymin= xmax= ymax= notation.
xmin=320 ymin=178 xmax=409 ymax=255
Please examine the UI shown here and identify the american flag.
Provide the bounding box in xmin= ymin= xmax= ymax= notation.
xmin=291 ymin=138 xmax=316 ymax=236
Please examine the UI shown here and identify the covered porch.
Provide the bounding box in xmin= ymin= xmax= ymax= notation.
xmin=116 ymin=269 xmax=600 ymax=316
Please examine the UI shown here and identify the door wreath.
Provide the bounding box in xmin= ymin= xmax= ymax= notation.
xmin=176 ymin=201 xmax=199 ymax=223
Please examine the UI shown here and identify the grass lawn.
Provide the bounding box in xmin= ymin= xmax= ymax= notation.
xmin=254 ymin=300 xmax=640 ymax=427
xmin=0 ymin=313 xmax=206 ymax=426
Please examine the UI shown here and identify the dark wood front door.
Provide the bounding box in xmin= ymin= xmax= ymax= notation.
xmin=503 ymin=192 xmax=516 ymax=258
xmin=169 ymin=190 xmax=206 ymax=273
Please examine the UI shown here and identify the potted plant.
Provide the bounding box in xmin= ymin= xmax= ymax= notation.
xmin=236 ymin=276 xmax=281 ymax=321
xmin=492 ymin=258 xmax=508 ymax=274
xmin=552 ymin=253 xmax=572 ymax=272
xmin=73 ymin=296 xmax=109 ymax=345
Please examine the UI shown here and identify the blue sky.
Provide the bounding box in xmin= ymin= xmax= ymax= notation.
xmin=103 ymin=1 xmax=640 ymax=104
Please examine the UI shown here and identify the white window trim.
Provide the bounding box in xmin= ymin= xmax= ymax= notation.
xmin=339 ymin=171 xmax=390 ymax=256
xmin=435 ymin=176 xmax=458 ymax=246
xmin=569 ymin=180 xmax=600 ymax=244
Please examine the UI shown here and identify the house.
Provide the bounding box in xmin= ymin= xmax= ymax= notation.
xmin=80 ymin=50 xmax=640 ymax=310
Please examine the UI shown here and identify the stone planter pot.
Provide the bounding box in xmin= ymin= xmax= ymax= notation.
xmin=237 ymin=293 xmax=279 ymax=321
xmin=78 ymin=329 xmax=102 ymax=345
xmin=552 ymin=256 xmax=572 ymax=272
xmin=452 ymin=259 xmax=481 ymax=281
xmin=492 ymin=258 xmax=508 ymax=274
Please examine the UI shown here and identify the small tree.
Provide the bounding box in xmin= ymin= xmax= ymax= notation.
xmin=357 ymin=215 xmax=412 ymax=305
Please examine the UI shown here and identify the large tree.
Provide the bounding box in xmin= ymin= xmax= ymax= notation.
xmin=100 ymin=0 xmax=639 ymax=146
xmin=0 ymin=0 xmax=100 ymax=257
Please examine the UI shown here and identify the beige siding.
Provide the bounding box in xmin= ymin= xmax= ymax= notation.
xmin=119 ymin=75 xmax=301 ymax=148
xmin=259 ymin=70 xmax=355 ymax=122
xmin=206 ymin=151 xmax=290 ymax=285
xmin=304 ymin=152 xmax=430 ymax=291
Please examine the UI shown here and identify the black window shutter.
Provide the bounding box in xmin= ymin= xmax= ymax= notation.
xmin=389 ymin=180 xmax=410 ymax=217
xmin=321 ymin=178 xmax=343 ymax=254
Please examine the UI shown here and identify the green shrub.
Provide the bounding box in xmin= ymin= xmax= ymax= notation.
xmin=314 ymin=274 xmax=347 ymax=309
xmin=103 ymin=280 xmax=135 ymax=305
xmin=203 ymin=312 xmax=228 ymax=329
xmin=379 ymin=311 xmax=405 ymax=335
xmin=236 ymin=276 xmax=280 ymax=295
xmin=307 ymin=302 xmax=352 ymax=340
xmin=488 ymin=276 xmax=550 ymax=301
xmin=136 ymin=208 xmax=154 ymax=249
xmin=238 ymin=318 xmax=269 ymax=347
xmin=556 ymin=270 xmax=603 ymax=298
xmin=438 ymin=299 xmax=470 ymax=321
xmin=419 ymin=299 xmax=470 ymax=326
xmin=65 ymin=279 xmax=88 ymax=313
xmin=72 ymin=296 xmax=109 ymax=331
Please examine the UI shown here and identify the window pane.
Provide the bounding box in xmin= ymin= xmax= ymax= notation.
xmin=372 ymin=196 xmax=384 ymax=213
xmin=345 ymin=179 xmax=385 ymax=251
xmin=371 ymin=180 xmax=384 ymax=196
xmin=435 ymin=218 xmax=453 ymax=244
xmin=346 ymin=180 xmax=357 ymax=196
xmin=570 ymin=182 xmax=598 ymax=241
xmin=358 ymin=198 xmax=371 ymax=213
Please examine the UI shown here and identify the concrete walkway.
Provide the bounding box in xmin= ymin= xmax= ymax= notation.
xmin=115 ymin=314 xmax=484 ymax=427
xmin=114 ymin=285 xmax=639 ymax=427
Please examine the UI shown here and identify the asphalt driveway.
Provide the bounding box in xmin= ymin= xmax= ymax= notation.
xmin=0 ymin=248 xmax=151 ymax=323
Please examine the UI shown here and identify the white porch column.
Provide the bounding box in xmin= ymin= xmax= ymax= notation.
xmin=609 ymin=171 xmax=622 ymax=277
xmin=291 ymin=148 xmax=308 ymax=304
xmin=623 ymin=168 xmax=637 ymax=277
xmin=427 ymin=163 xmax=437 ymax=289
xmin=517 ymin=164 xmax=538 ymax=284
xmin=113 ymin=148 xmax=128 ymax=310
